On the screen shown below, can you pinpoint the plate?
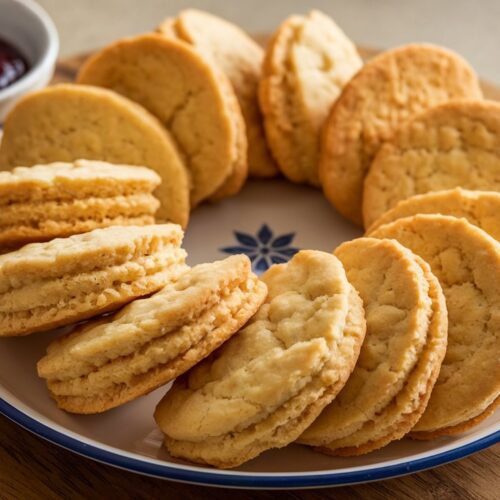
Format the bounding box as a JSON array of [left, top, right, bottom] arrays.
[[0, 179, 499, 489]]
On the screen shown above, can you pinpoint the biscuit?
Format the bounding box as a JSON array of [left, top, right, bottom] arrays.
[[77, 34, 247, 206], [369, 215, 500, 437], [363, 101, 500, 228], [0, 160, 161, 250], [260, 10, 362, 186], [0, 84, 189, 226], [366, 188, 500, 240], [300, 239, 447, 454], [37, 255, 266, 414], [154, 250, 366, 468], [320, 44, 482, 225], [158, 9, 277, 178], [0, 224, 186, 337]]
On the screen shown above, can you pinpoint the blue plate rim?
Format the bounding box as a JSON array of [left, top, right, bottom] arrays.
[[1, 397, 499, 489]]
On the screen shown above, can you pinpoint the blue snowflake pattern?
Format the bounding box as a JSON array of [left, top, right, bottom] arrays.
[[220, 224, 300, 272]]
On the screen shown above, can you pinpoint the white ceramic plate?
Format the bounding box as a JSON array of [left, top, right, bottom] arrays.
[[0, 179, 498, 489]]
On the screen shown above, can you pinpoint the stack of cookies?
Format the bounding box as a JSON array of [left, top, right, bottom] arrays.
[[0, 6, 497, 472]]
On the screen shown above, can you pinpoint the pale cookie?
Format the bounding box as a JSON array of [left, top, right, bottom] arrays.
[[320, 44, 482, 225], [0, 224, 186, 337], [370, 215, 500, 437], [366, 188, 500, 240], [0, 84, 189, 226], [0, 160, 161, 251], [37, 255, 267, 414], [77, 33, 247, 206], [300, 239, 447, 455], [260, 10, 362, 186], [158, 9, 277, 178], [363, 101, 500, 228], [154, 250, 366, 468]]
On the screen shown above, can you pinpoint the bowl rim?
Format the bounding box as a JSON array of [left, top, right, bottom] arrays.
[[0, 0, 59, 101]]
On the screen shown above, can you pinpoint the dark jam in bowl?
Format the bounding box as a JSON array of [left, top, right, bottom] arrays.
[[0, 37, 29, 90]]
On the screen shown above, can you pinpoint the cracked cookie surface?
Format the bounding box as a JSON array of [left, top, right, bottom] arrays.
[[0, 224, 186, 337], [366, 188, 500, 240], [154, 250, 366, 468], [300, 239, 446, 454], [158, 9, 277, 178], [320, 44, 482, 225], [0, 160, 161, 250], [78, 33, 247, 206], [370, 215, 500, 437], [37, 255, 266, 414], [259, 10, 362, 186], [363, 101, 500, 228], [0, 84, 189, 226]]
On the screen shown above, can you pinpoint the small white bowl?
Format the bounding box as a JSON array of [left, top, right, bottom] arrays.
[[0, 0, 59, 122]]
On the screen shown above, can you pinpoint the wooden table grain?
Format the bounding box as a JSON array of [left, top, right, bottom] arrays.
[[1, 47, 499, 499]]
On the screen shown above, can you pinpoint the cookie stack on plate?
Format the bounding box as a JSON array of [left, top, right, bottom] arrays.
[[0, 7, 497, 472]]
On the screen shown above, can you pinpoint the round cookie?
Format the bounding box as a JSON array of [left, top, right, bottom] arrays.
[[0, 160, 161, 251], [363, 101, 500, 228], [366, 188, 500, 240], [77, 33, 247, 206], [0, 224, 186, 337], [259, 10, 362, 186], [0, 84, 189, 226], [37, 255, 267, 414], [370, 215, 500, 437], [300, 238, 447, 455], [154, 250, 366, 468], [158, 9, 277, 178], [320, 44, 482, 225]]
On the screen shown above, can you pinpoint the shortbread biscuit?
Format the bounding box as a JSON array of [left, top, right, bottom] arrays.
[[0, 224, 186, 337], [366, 188, 500, 240], [260, 10, 362, 186], [158, 9, 277, 178], [155, 250, 366, 468], [77, 34, 247, 206], [0, 160, 161, 250], [37, 255, 266, 414], [300, 239, 447, 454], [320, 44, 482, 225], [363, 101, 500, 228], [370, 215, 500, 437], [0, 84, 189, 226]]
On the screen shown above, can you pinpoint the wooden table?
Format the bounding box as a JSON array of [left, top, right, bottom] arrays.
[[1, 49, 499, 499]]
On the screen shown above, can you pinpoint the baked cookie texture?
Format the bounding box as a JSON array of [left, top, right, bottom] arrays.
[[363, 100, 500, 228], [320, 44, 483, 225], [300, 238, 447, 455], [37, 255, 267, 414], [369, 215, 500, 437], [77, 33, 247, 206], [366, 188, 500, 240], [259, 10, 362, 186], [0, 84, 189, 226], [0, 224, 186, 337], [155, 250, 366, 468], [0, 160, 161, 251], [158, 9, 277, 178]]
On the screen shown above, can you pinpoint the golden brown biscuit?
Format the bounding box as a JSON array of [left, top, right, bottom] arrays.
[[77, 33, 247, 206], [0, 224, 186, 337], [320, 44, 482, 225], [0, 160, 161, 250], [37, 255, 267, 414], [158, 9, 277, 178], [260, 10, 362, 186], [363, 100, 500, 228], [0, 84, 189, 226], [370, 215, 500, 437]]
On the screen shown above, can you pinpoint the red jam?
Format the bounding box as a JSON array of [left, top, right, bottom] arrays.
[[0, 37, 29, 90]]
